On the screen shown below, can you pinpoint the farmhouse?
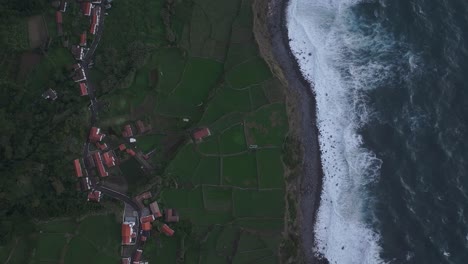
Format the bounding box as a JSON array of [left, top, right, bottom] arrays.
[[42, 88, 58, 101], [73, 159, 83, 177], [103, 151, 116, 167], [79, 82, 88, 96], [140, 215, 155, 224], [141, 222, 152, 231], [149, 201, 162, 218], [96, 142, 107, 151], [79, 32, 87, 46], [87, 190, 102, 202], [165, 209, 179, 223], [71, 45, 84, 61], [119, 144, 127, 151], [93, 152, 108, 177], [126, 149, 136, 157], [161, 224, 174, 237], [133, 249, 143, 263], [82, 2, 91, 16], [59, 0, 67, 12], [89, 127, 105, 142], [122, 221, 136, 245], [192, 127, 211, 142], [55, 11, 63, 36], [122, 124, 134, 138]]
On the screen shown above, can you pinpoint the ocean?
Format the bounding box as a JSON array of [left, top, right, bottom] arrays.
[[286, 0, 468, 263]]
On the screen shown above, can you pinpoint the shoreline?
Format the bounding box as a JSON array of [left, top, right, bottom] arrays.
[[253, 0, 327, 263]]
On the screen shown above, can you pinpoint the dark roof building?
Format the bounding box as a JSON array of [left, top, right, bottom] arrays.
[[56, 11, 63, 36], [122, 124, 134, 138], [119, 144, 127, 151], [59, 0, 67, 12], [87, 191, 102, 202], [72, 68, 86, 82], [79, 177, 91, 192], [96, 142, 107, 151], [133, 249, 143, 263], [122, 222, 136, 245], [121, 258, 131, 264], [165, 209, 179, 223], [42, 88, 58, 100], [71, 45, 85, 61]]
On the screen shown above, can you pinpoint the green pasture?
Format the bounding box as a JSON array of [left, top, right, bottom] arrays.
[[257, 149, 285, 189], [222, 153, 257, 188], [219, 123, 247, 154]]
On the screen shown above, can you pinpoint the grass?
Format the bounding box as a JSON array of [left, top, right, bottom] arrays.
[[222, 153, 257, 188], [38, 219, 77, 233], [165, 143, 201, 183], [193, 156, 220, 185], [35, 233, 66, 261], [226, 57, 272, 89], [220, 124, 247, 154], [232, 189, 284, 218], [257, 149, 285, 189], [202, 185, 232, 210], [244, 103, 288, 146]]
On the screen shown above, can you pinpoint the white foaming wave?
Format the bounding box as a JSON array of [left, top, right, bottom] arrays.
[[286, 0, 395, 263]]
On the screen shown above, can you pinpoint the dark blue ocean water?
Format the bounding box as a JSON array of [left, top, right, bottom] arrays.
[[362, 0, 468, 263]]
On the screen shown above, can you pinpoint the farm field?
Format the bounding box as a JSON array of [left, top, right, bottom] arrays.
[[89, 0, 289, 262]]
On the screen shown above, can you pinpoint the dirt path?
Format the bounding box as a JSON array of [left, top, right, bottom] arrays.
[[4, 238, 19, 264]]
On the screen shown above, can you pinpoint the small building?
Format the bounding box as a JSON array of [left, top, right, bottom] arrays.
[[42, 88, 58, 100], [55, 11, 63, 36], [79, 32, 87, 46], [79, 82, 88, 96], [161, 224, 174, 237], [59, 0, 67, 12], [71, 45, 84, 61], [79, 177, 91, 192], [72, 63, 81, 71], [95, 142, 107, 151], [89, 127, 105, 142], [87, 190, 102, 202], [140, 215, 155, 224], [136, 120, 151, 134], [165, 209, 179, 223], [89, 6, 101, 35], [192, 127, 211, 142], [82, 2, 91, 16], [93, 152, 108, 177], [149, 201, 162, 218], [122, 124, 134, 138], [119, 144, 127, 151], [135, 191, 152, 209], [72, 68, 86, 82], [121, 258, 131, 264], [126, 149, 136, 157], [133, 249, 143, 263], [141, 222, 152, 231], [103, 151, 116, 168], [122, 222, 136, 245], [73, 159, 83, 178]]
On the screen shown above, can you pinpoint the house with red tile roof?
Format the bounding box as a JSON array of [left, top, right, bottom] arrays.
[[95, 142, 107, 151], [72, 63, 81, 71], [134, 191, 152, 208], [121, 257, 131, 264], [140, 215, 155, 224], [89, 6, 101, 35], [59, 0, 67, 12], [87, 191, 102, 202], [93, 152, 108, 177], [74, 159, 83, 178], [192, 127, 211, 142], [133, 249, 143, 263], [82, 2, 91, 16], [122, 222, 136, 245], [79, 32, 87, 46], [149, 201, 162, 218], [141, 222, 152, 231], [71, 45, 85, 61], [103, 151, 116, 168], [165, 209, 179, 223], [161, 224, 174, 237], [119, 144, 127, 151], [55, 11, 63, 36], [126, 149, 136, 156], [89, 127, 105, 143], [79, 82, 88, 96], [122, 124, 134, 138]]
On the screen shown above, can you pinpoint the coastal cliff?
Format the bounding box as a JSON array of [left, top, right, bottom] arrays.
[[252, 0, 328, 263]]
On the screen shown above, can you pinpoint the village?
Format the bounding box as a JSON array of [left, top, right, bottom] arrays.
[[47, 1, 214, 263]]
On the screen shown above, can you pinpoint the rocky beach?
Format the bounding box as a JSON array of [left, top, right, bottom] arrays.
[[253, 0, 327, 263]]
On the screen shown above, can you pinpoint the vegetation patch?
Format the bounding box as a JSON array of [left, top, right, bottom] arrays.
[[222, 153, 257, 188]]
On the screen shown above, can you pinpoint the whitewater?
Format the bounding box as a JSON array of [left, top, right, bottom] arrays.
[[286, 0, 413, 263]]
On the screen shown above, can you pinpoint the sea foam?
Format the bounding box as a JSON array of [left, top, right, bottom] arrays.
[[286, 0, 401, 263]]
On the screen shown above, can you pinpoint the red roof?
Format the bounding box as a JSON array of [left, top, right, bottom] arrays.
[[149, 201, 162, 218], [140, 215, 155, 224], [193, 128, 211, 141], [141, 222, 152, 231], [119, 144, 126, 151], [121, 223, 132, 245], [133, 249, 143, 262], [87, 191, 101, 202], [74, 159, 83, 177], [126, 149, 136, 156], [161, 224, 174, 237], [79, 32, 87, 46], [103, 151, 116, 168], [93, 152, 108, 177], [96, 142, 107, 151], [82, 2, 91, 16], [122, 124, 133, 138], [165, 209, 180, 223], [79, 82, 88, 96], [89, 127, 105, 143], [55, 11, 63, 24]]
